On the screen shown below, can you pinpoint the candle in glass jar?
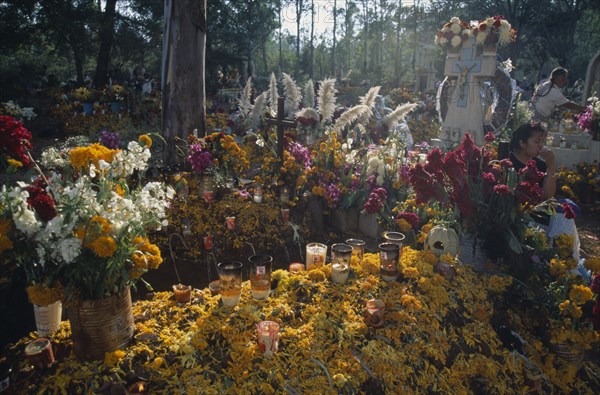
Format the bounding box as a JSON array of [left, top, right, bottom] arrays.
[[226, 216, 236, 230], [306, 242, 327, 270], [253, 186, 263, 203], [172, 284, 192, 303], [280, 187, 290, 202], [289, 263, 305, 272]]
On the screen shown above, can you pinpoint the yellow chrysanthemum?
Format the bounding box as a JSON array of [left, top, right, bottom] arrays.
[[6, 158, 23, 168], [583, 257, 600, 274], [569, 285, 593, 305], [104, 349, 126, 368], [89, 236, 117, 258], [138, 134, 152, 148]]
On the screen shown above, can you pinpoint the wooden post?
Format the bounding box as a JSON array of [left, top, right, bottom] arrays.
[[264, 97, 297, 160]]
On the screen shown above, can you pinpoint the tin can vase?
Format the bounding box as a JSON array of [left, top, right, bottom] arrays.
[[68, 287, 134, 360], [33, 301, 62, 337]]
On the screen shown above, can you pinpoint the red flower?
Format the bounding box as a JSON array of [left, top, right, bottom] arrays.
[[479, 23, 487, 31], [494, 184, 511, 196], [591, 274, 600, 294], [26, 184, 57, 222], [0, 115, 33, 167], [482, 172, 496, 184], [562, 202, 576, 219], [515, 181, 543, 205], [484, 132, 496, 143], [396, 211, 420, 231], [519, 160, 544, 184]]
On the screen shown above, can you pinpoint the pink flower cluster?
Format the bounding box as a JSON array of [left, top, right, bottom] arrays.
[[363, 187, 387, 214]]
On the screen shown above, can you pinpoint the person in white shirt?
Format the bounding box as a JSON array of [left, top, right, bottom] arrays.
[[529, 67, 586, 121]]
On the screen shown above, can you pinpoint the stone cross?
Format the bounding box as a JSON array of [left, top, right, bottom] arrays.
[[440, 39, 497, 146], [264, 97, 297, 160]]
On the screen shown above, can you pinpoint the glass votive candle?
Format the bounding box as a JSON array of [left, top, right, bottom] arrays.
[[289, 263, 305, 272], [379, 242, 400, 282], [172, 283, 192, 303], [24, 338, 54, 369], [280, 187, 290, 202], [203, 190, 214, 204], [306, 242, 327, 270], [208, 280, 221, 296], [217, 261, 243, 307], [281, 208, 290, 224], [330, 243, 353, 284], [253, 186, 263, 203], [365, 299, 385, 329], [203, 235, 213, 250], [382, 231, 405, 248], [248, 254, 273, 300], [346, 238, 366, 262], [226, 216, 236, 231], [256, 321, 280, 357]]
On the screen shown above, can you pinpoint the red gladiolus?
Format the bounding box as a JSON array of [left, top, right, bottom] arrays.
[[484, 132, 496, 143], [591, 274, 600, 294], [494, 184, 511, 196]]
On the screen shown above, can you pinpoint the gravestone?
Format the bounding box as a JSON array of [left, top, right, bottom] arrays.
[[437, 39, 497, 147]]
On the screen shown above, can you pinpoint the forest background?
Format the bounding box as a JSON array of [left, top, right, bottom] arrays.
[[1, 0, 600, 106]]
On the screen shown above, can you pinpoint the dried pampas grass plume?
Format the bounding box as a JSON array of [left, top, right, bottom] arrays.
[[303, 79, 315, 108], [282, 73, 302, 117], [317, 78, 337, 123], [238, 77, 253, 116], [295, 107, 320, 122], [248, 92, 267, 130], [383, 102, 418, 130], [332, 104, 372, 131], [268, 72, 279, 110], [360, 86, 381, 108]]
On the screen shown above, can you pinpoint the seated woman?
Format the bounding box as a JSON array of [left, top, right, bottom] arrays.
[[509, 123, 583, 268]]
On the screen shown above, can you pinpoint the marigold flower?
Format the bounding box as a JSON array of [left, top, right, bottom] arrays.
[[90, 236, 117, 258], [138, 134, 152, 148]]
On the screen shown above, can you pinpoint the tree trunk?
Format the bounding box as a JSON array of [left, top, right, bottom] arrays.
[[331, 0, 337, 77], [162, 0, 207, 166], [93, 0, 117, 88], [278, 3, 283, 73], [295, 0, 304, 73], [308, 0, 314, 79]]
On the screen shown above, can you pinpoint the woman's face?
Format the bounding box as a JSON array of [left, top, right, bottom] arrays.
[[519, 130, 546, 158]]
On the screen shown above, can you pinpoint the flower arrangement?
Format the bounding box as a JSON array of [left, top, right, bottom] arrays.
[[409, 132, 547, 254], [434, 17, 472, 52], [0, 101, 37, 121], [556, 161, 600, 204], [71, 87, 94, 102], [473, 15, 516, 47], [186, 131, 250, 184], [0, 134, 175, 301], [104, 84, 126, 102], [576, 96, 600, 139]]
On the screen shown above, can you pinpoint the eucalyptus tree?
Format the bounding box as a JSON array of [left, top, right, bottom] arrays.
[[162, 0, 206, 165]]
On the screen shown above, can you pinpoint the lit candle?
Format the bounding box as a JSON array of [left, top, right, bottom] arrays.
[[331, 262, 349, 283], [289, 263, 305, 272], [172, 284, 192, 303], [281, 208, 290, 224], [253, 186, 263, 203], [256, 321, 280, 357], [226, 216, 236, 230], [280, 187, 290, 202], [305, 243, 327, 270], [203, 235, 213, 250]]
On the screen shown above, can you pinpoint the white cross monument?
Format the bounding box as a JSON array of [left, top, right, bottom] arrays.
[[438, 38, 497, 147]]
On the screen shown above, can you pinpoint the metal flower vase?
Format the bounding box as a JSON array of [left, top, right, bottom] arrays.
[[458, 233, 487, 272], [68, 287, 134, 360], [33, 301, 62, 337]]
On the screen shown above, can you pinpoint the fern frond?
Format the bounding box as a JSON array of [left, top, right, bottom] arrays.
[[248, 92, 267, 130], [303, 80, 315, 108], [282, 73, 302, 117], [383, 102, 418, 129], [332, 104, 372, 131], [238, 77, 253, 116], [359, 86, 381, 107], [317, 78, 337, 123]]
